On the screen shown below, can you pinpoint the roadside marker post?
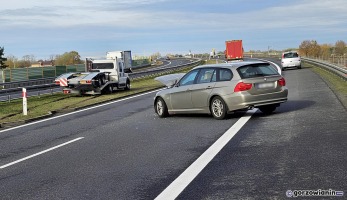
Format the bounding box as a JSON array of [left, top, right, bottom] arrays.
[[22, 88, 27, 115]]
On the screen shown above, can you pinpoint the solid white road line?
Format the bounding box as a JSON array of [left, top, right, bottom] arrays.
[[0, 137, 84, 169], [155, 109, 257, 200], [0, 89, 161, 134]]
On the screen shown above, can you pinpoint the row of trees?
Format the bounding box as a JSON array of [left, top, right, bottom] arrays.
[[2, 40, 346, 69], [299, 40, 346, 59], [0, 47, 84, 69]]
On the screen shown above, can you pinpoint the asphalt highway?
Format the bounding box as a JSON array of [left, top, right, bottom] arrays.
[[134, 58, 193, 72], [0, 59, 346, 199]]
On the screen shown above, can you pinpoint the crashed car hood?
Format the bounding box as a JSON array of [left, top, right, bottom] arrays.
[[154, 73, 186, 87]]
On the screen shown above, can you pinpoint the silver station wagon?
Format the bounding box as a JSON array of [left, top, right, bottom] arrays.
[[154, 61, 288, 119]]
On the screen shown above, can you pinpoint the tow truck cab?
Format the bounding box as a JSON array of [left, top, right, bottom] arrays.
[[55, 50, 132, 95]]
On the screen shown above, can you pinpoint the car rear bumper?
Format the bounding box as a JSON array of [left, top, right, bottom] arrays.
[[223, 88, 288, 111], [281, 61, 301, 68]]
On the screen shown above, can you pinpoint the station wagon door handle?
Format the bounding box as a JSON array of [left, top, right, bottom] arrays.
[[206, 86, 212, 89]]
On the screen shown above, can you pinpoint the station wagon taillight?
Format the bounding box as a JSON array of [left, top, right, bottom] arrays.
[[234, 82, 252, 92], [278, 77, 286, 86]]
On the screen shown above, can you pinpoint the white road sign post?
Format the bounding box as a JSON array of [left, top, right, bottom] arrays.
[[22, 88, 27, 115]]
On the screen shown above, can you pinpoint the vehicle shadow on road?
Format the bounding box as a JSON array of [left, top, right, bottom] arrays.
[[252, 100, 316, 117], [169, 112, 246, 120], [164, 100, 315, 119], [170, 114, 214, 119]]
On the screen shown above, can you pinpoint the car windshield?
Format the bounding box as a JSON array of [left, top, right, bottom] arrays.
[[283, 52, 299, 58], [179, 70, 199, 86], [237, 64, 279, 79], [92, 63, 114, 69]]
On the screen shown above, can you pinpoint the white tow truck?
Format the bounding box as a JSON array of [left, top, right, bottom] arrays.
[[55, 51, 132, 95]]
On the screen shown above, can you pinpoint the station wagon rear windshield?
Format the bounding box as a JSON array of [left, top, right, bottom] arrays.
[[237, 64, 279, 79], [92, 63, 114, 69]]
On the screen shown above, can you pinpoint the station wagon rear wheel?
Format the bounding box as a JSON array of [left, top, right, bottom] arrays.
[[155, 97, 168, 118], [210, 96, 227, 120]]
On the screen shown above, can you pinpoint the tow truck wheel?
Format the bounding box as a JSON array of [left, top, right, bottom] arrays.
[[106, 85, 113, 94], [125, 79, 130, 90], [78, 90, 85, 96]]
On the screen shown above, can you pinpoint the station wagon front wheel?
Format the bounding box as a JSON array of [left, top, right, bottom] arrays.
[[210, 96, 227, 120], [155, 97, 168, 118]]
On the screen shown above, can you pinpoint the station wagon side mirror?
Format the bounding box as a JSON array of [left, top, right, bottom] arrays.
[[169, 80, 179, 88], [174, 80, 180, 87]]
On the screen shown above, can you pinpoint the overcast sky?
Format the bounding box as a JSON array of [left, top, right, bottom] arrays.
[[1, 0, 347, 59]]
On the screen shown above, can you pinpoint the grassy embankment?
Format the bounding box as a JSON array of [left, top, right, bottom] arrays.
[[303, 62, 347, 109], [0, 62, 201, 125]]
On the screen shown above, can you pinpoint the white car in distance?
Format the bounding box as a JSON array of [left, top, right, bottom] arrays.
[[281, 51, 301, 70]]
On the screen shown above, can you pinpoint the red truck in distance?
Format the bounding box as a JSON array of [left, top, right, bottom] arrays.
[[225, 40, 244, 61]]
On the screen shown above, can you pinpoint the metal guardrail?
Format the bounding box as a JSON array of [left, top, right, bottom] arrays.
[[0, 78, 58, 102], [129, 58, 201, 80], [302, 57, 347, 81], [0, 86, 61, 102], [0, 77, 55, 90]]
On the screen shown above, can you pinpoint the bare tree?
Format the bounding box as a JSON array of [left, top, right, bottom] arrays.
[[19, 55, 36, 68], [4, 55, 18, 68], [309, 40, 321, 57], [299, 40, 311, 57], [55, 51, 82, 66], [335, 40, 346, 56], [299, 40, 321, 57], [320, 44, 333, 60]]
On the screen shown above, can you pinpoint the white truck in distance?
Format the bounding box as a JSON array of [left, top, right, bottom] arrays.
[[55, 50, 132, 95]]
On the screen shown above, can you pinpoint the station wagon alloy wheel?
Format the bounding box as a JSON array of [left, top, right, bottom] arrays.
[[211, 96, 227, 120], [155, 97, 168, 118], [157, 101, 163, 114]]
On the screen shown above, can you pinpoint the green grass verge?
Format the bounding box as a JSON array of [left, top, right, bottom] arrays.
[[0, 62, 202, 125], [303, 62, 347, 109], [0, 78, 162, 124]]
